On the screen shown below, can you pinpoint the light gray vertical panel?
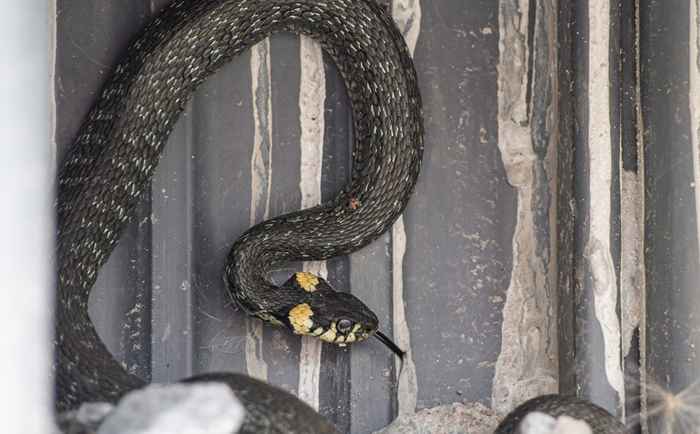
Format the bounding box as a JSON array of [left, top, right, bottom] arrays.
[[264, 33, 303, 393], [402, 0, 512, 409], [150, 102, 194, 383], [191, 53, 255, 376], [56, 0, 154, 381], [0, 2, 53, 431]]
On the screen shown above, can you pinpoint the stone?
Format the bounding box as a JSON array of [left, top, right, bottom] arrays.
[[373, 402, 501, 434], [97, 383, 244, 434], [57, 402, 114, 434], [516, 412, 592, 434]]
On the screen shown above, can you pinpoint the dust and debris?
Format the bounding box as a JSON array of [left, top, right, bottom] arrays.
[[373, 402, 501, 434]]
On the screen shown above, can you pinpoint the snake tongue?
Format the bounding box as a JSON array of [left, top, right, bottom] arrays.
[[374, 331, 405, 359]]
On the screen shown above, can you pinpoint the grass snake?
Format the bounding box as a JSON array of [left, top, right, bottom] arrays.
[[54, 0, 626, 432]]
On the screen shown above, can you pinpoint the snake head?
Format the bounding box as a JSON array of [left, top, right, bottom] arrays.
[[278, 272, 404, 358]]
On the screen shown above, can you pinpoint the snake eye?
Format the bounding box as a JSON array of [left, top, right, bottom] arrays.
[[337, 319, 353, 333]]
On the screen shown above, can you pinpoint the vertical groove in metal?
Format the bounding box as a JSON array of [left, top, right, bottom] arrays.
[[556, 0, 579, 397], [617, 0, 644, 428], [245, 39, 273, 381], [573, 0, 625, 416], [642, 0, 700, 431], [150, 101, 194, 383], [73, 1, 152, 381], [190, 48, 253, 376], [690, 0, 700, 260], [314, 45, 353, 432]]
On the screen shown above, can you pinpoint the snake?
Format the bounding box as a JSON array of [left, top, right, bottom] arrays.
[[54, 0, 627, 433]]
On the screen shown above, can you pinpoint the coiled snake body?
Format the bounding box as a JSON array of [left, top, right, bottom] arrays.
[[55, 0, 625, 432]]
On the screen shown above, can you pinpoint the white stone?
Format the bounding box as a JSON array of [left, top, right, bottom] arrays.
[[97, 383, 244, 434], [518, 412, 593, 434]]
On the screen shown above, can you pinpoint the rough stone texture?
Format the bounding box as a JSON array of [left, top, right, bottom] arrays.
[[96, 383, 244, 434], [372, 402, 501, 434], [516, 413, 592, 434], [58, 403, 115, 434]]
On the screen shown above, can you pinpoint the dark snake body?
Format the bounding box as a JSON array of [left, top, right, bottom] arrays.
[[54, 0, 624, 432], [495, 395, 625, 434]]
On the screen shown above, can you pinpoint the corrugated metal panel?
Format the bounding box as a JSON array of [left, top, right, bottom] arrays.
[[53, 0, 700, 432], [642, 0, 700, 431], [55, 2, 516, 432]]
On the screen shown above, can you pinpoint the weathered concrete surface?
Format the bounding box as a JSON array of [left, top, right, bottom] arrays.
[[372, 402, 501, 434], [492, 0, 559, 414]]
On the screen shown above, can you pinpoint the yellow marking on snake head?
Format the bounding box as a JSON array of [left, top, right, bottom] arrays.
[[319, 322, 337, 343], [289, 303, 314, 334], [295, 272, 319, 292], [312, 327, 324, 336], [344, 333, 357, 343]]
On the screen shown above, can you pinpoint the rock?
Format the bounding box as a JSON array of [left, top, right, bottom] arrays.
[[373, 402, 501, 434], [97, 383, 245, 434], [57, 402, 115, 434], [516, 412, 592, 434]]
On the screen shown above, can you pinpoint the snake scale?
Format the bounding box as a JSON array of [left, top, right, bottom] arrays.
[[55, 0, 626, 432]]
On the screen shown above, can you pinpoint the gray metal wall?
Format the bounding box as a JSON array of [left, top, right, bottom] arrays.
[[53, 0, 700, 433], [642, 1, 700, 432]]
